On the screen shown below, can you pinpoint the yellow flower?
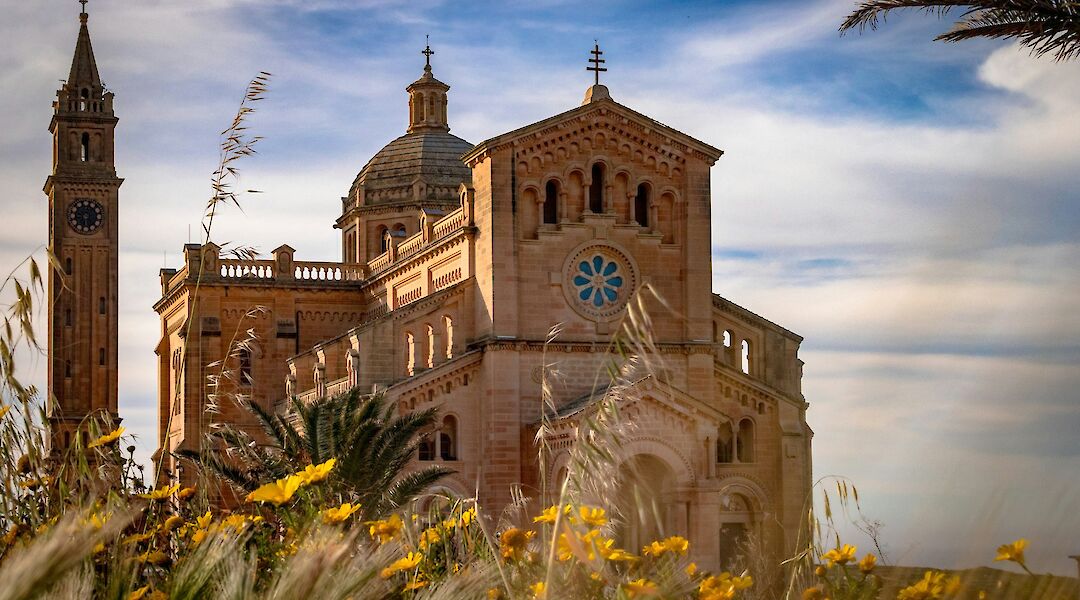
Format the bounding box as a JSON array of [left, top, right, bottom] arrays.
[[18, 476, 51, 490], [700, 574, 736, 600], [530, 581, 546, 599], [137, 550, 170, 566], [163, 515, 184, 533], [380, 551, 423, 579], [147, 592, 167, 600], [190, 528, 207, 547], [245, 475, 303, 506], [557, 529, 603, 561], [92, 542, 106, 555], [404, 577, 427, 591], [88, 427, 125, 449], [994, 538, 1028, 566], [732, 575, 753, 590], [0, 405, 10, 419], [368, 514, 404, 544], [221, 514, 260, 531], [685, 562, 698, 576], [642, 535, 689, 557], [606, 547, 638, 562], [486, 588, 504, 600], [460, 507, 476, 526], [858, 552, 877, 574], [321, 502, 361, 524], [138, 483, 180, 501], [623, 578, 658, 598], [296, 458, 336, 484], [122, 531, 154, 545], [196, 510, 212, 530], [801, 587, 824, 600], [85, 511, 109, 530], [822, 543, 857, 567], [2, 527, 17, 546], [532, 505, 561, 524], [129, 586, 151, 600], [897, 571, 953, 600], [418, 526, 443, 551], [177, 486, 197, 501], [579, 506, 607, 528], [814, 565, 827, 577], [499, 527, 535, 561]]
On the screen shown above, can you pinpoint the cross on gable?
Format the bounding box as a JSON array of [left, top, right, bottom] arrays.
[[587, 41, 607, 85], [422, 35, 434, 68]]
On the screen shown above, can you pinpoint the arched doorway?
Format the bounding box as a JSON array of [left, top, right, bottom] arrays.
[[718, 492, 755, 571], [614, 454, 675, 552]]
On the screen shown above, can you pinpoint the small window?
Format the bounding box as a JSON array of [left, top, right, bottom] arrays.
[[65, 309, 72, 327], [405, 332, 415, 376], [65, 258, 72, 275], [741, 340, 751, 374], [543, 181, 558, 224], [425, 324, 435, 369], [635, 183, 649, 226], [737, 419, 755, 463], [589, 163, 605, 213], [239, 348, 252, 385], [440, 415, 458, 460], [716, 431, 733, 464], [65, 361, 72, 378], [723, 330, 732, 347], [99, 297, 106, 315], [418, 434, 435, 461], [80, 132, 90, 162], [378, 227, 389, 253], [99, 348, 105, 366]]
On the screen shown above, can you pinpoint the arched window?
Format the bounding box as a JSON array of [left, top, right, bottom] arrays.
[[543, 180, 558, 224], [79, 88, 88, 111], [405, 332, 415, 376], [239, 348, 252, 385], [589, 163, 605, 213], [393, 223, 407, 237], [635, 183, 649, 226], [439, 415, 458, 460], [65, 257, 72, 274], [443, 315, 454, 359], [425, 323, 435, 369], [80, 132, 90, 162], [418, 434, 435, 461], [723, 330, 732, 347], [99, 296, 106, 315], [741, 340, 751, 374], [716, 429, 733, 464], [65, 309, 72, 327], [378, 226, 389, 253], [65, 360, 72, 378], [737, 419, 755, 463], [99, 348, 106, 366]]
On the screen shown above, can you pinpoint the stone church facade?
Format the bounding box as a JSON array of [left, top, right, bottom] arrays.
[[153, 50, 813, 571]]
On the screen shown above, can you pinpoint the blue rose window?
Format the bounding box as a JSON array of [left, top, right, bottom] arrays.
[[573, 255, 624, 308]]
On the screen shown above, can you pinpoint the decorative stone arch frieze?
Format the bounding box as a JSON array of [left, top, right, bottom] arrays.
[[714, 473, 771, 514], [619, 436, 696, 486]]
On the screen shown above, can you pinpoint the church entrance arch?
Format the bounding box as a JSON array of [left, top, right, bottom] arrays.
[[614, 453, 676, 552]]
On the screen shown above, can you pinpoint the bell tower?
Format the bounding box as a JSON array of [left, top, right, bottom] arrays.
[[44, 1, 122, 451]]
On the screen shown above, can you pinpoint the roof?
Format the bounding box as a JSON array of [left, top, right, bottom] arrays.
[[352, 131, 472, 203], [68, 14, 101, 89]]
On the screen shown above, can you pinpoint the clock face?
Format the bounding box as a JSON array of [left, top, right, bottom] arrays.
[[68, 199, 104, 234]]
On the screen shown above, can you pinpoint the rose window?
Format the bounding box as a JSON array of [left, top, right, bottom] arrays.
[[573, 255, 624, 308]]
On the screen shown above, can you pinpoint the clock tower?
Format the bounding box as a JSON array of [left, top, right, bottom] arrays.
[[44, 3, 122, 451]]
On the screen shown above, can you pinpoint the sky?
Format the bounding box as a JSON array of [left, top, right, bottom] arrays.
[[1, 0, 1078, 576]]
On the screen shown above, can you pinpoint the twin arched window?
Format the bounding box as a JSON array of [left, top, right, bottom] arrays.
[[635, 183, 649, 227]]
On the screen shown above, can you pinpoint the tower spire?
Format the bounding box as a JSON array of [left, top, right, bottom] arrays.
[[406, 38, 450, 133], [68, 0, 101, 90]]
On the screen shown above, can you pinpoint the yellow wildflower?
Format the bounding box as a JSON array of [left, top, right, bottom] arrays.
[[88, 427, 125, 449], [138, 483, 180, 501], [404, 577, 427, 591], [814, 565, 827, 577], [380, 551, 423, 579], [163, 515, 184, 533], [606, 547, 638, 562], [190, 528, 207, 547], [85, 512, 108, 530], [296, 458, 336, 484], [368, 514, 404, 543], [530, 581, 546, 599], [732, 575, 753, 590], [499, 527, 535, 561], [137, 550, 170, 566], [122, 531, 154, 545], [579, 506, 607, 527], [557, 529, 603, 561], [897, 571, 953, 600], [196, 510, 212, 530], [822, 543, 857, 567], [129, 586, 151, 600], [321, 502, 361, 524], [685, 562, 698, 576], [176, 486, 197, 501], [245, 475, 303, 506], [700, 574, 736, 600], [0, 405, 10, 419], [486, 588, 503, 600], [1, 527, 17, 546], [994, 538, 1028, 566], [642, 535, 689, 557], [18, 476, 51, 490], [460, 507, 476, 526], [858, 552, 877, 574], [532, 505, 561, 524], [221, 514, 259, 530], [801, 587, 824, 600], [92, 542, 106, 555], [623, 578, 658, 598], [418, 526, 443, 551]]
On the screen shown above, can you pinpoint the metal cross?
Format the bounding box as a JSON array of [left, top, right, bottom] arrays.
[[587, 41, 607, 85], [422, 35, 434, 68], [79, 0, 88, 14]]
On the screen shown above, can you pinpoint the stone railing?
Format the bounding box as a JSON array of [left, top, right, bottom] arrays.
[[295, 388, 319, 405], [431, 207, 465, 241], [368, 251, 392, 272], [396, 231, 426, 260], [325, 376, 351, 398], [219, 259, 276, 280], [294, 261, 365, 282]]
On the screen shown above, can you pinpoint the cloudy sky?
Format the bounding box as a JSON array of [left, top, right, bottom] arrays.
[[2, 0, 1077, 576]]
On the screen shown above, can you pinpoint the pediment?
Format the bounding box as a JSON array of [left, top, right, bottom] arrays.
[[463, 96, 723, 170], [548, 375, 730, 433]]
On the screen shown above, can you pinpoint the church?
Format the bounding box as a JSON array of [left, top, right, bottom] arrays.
[[41, 5, 813, 572]]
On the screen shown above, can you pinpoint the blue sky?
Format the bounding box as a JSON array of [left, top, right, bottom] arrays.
[[2, 0, 1078, 576]]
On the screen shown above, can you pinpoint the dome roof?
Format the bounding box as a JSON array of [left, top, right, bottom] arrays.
[[352, 131, 473, 205]]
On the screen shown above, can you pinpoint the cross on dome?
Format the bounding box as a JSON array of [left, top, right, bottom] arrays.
[[79, 0, 88, 15], [422, 35, 434, 71]]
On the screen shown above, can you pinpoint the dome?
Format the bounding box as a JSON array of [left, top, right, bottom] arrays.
[[350, 131, 473, 206]]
